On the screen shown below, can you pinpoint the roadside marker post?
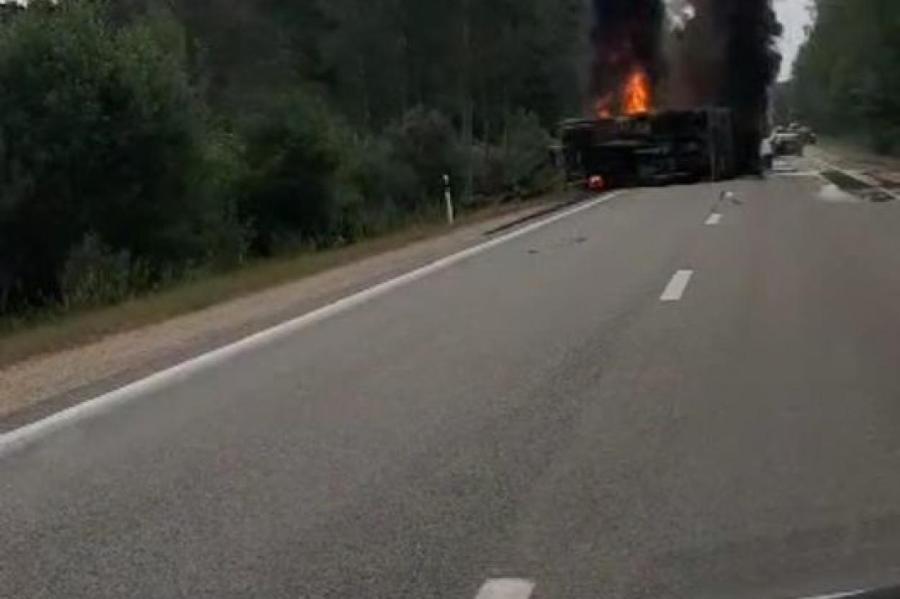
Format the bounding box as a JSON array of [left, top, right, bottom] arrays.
[[443, 173, 455, 225]]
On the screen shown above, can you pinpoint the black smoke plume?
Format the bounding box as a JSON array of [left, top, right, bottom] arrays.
[[670, 0, 783, 172], [589, 0, 782, 174], [589, 0, 664, 114]]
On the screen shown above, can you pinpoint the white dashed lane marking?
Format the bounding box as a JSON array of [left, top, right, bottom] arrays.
[[705, 212, 722, 225], [474, 578, 536, 599], [660, 270, 694, 302]]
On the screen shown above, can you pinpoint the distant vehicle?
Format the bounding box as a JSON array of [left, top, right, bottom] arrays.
[[784, 122, 817, 145], [772, 132, 804, 156], [798, 126, 817, 145]]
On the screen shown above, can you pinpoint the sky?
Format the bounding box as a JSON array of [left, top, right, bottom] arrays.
[[775, 0, 814, 81]]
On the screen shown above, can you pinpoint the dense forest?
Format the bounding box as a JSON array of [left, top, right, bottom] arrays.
[[0, 0, 587, 314], [791, 0, 900, 153]]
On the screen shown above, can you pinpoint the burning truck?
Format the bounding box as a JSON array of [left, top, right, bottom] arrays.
[[561, 0, 781, 190], [560, 108, 736, 189]]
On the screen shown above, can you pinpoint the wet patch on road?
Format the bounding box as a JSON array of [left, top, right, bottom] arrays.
[[817, 183, 860, 204], [820, 170, 897, 203]]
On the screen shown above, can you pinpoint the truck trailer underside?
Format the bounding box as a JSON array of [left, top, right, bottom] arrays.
[[560, 108, 737, 189]]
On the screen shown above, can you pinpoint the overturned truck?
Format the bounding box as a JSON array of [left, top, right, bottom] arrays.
[[559, 108, 737, 189]]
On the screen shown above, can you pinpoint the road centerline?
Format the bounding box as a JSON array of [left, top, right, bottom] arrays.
[[660, 270, 694, 302], [474, 578, 535, 599]]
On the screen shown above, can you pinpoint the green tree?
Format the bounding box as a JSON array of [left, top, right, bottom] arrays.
[[1, 0, 587, 315], [239, 91, 348, 254], [792, 0, 900, 153], [0, 0, 229, 306]]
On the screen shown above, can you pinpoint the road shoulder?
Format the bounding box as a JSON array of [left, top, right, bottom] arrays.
[[0, 197, 575, 431]]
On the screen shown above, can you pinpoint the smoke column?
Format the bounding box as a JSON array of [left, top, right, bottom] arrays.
[[589, 0, 783, 173], [664, 0, 696, 32], [718, 0, 783, 172], [668, 0, 783, 172], [589, 0, 664, 114]]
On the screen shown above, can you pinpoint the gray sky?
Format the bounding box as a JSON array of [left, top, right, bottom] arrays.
[[775, 0, 813, 81]]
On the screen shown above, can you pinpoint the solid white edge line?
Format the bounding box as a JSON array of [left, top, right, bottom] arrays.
[[474, 578, 535, 599], [705, 213, 722, 225], [0, 192, 624, 458], [660, 270, 694, 302], [798, 591, 867, 599]]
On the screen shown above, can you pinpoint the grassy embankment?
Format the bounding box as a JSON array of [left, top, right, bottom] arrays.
[[0, 198, 553, 368]]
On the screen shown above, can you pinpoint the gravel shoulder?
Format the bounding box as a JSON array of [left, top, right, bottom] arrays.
[[810, 139, 900, 189], [0, 198, 572, 430]]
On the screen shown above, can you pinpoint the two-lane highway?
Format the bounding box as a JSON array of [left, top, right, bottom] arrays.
[[4, 168, 900, 598]]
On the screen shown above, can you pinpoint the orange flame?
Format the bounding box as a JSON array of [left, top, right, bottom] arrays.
[[623, 68, 652, 115]]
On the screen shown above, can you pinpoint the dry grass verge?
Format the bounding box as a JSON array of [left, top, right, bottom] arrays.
[[0, 200, 542, 368]]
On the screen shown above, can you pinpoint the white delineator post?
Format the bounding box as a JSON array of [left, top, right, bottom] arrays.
[[443, 173, 455, 225]]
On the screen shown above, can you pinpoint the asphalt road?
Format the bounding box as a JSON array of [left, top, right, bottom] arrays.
[[4, 164, 900, 598]]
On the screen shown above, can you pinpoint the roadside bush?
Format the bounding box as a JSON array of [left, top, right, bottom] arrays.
[[338, 136, 414, 237], [239, 91, 347, 254], [238, 102, 464, 254], [59, 234, 137, 310], [499, 109, 555, 195], [0, 0, 228, 309], [193, 128, 252, 268], [384, 107, 461, 213], [472, 110, 555, 199]]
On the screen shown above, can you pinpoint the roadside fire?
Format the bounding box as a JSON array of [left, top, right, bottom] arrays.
[[593, 68, 653, 118], [585, 0, 780, 175], [623, 68, 652, 115], [589, 0, 662, 119]]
